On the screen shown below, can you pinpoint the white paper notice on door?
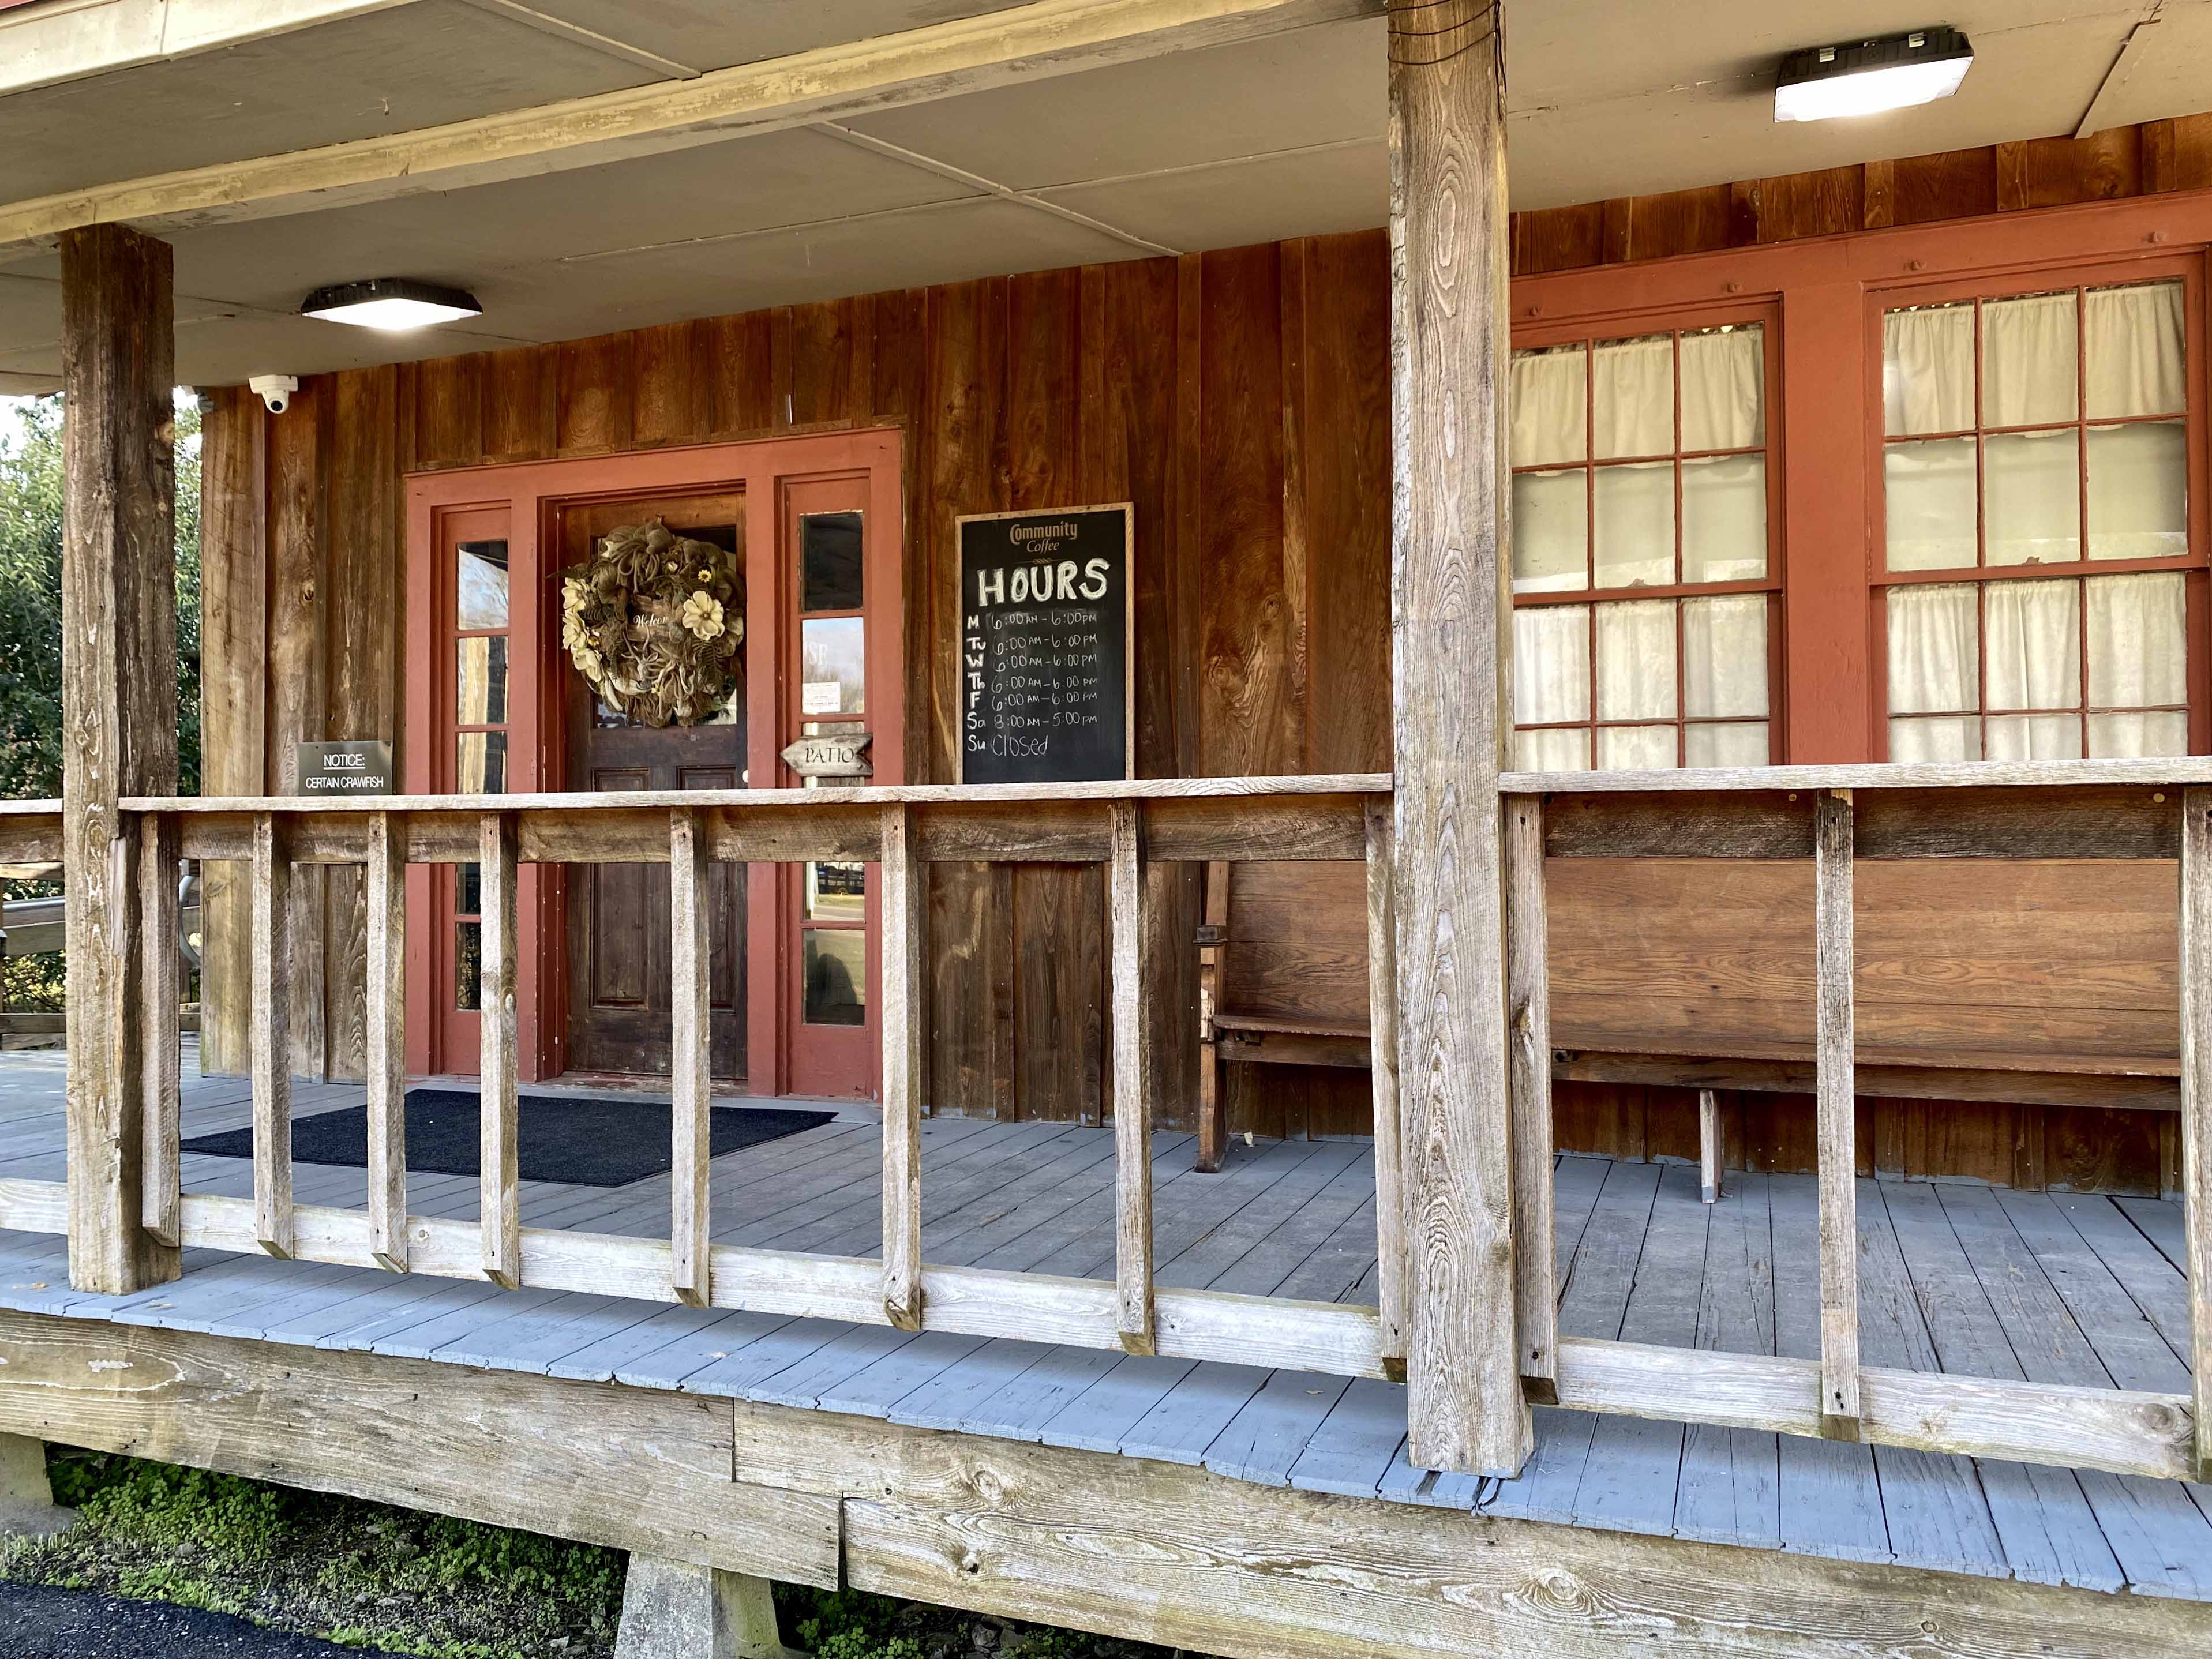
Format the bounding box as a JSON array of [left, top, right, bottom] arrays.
[[802, 681, 842, 715]]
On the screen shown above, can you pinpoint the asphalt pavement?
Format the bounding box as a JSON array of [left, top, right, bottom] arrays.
[[0, 1582, 410, 1658]]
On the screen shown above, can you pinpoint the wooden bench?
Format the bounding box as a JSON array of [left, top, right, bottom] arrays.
[[1195, 855, 2184, 1192]]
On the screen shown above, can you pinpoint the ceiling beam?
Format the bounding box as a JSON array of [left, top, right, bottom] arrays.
[[1, 0, 424, 100], [0, 0, 1382, 256]]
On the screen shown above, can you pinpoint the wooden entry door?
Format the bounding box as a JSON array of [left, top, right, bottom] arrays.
[[562, 493, 747, 1078]]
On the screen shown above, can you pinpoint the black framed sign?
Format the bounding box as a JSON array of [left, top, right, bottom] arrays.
[[957, 504, 1134, 785]]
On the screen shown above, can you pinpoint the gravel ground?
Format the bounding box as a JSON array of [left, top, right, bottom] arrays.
[[0, 1581, 409, 1658]]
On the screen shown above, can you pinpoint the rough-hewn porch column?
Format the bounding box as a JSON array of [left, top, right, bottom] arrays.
[[60, 222, 180, 1295], [1386, 0, 1531, 1474]]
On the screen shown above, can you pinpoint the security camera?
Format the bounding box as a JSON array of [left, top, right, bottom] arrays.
[[249, 374, 299, 415]]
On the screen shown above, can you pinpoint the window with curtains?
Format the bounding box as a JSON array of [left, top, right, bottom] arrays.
[[1509, 321, 1776, 770], [1880, 277, 2196, 761]]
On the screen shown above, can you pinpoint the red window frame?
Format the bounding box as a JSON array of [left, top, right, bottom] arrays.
[[1509, 298, 1787, 768], [1865, 252, 2212, 760]]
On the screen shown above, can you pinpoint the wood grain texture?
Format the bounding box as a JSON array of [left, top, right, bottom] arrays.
[[249, 812, 294, 1258], [1814, 793, 1859, 1436], [882, 805, 925, 1331], [669, 808, 711, 1306], [478, 812, 520, 1288], [1363, 801, 1407, 1374], [1504, 795, 1554, 1390], [2180, 788, 2212, 1480], [138, 812, 181, 1249], [363, 810, 407, 1271], [1108, 801, 1154, 1353], [1388, 0, 1527, 1475], [264, 377, 326, 1083], [58, 222, 179, 1296], [0, 1311, 839, 1589], [729, 1397, 2212, 1659]]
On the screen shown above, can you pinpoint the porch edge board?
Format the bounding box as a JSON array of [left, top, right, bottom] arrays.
[[0, 1308, 838, 1588], [722, 1399, 2212, 1659]]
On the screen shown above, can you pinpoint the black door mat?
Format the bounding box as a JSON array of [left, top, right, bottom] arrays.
[[179, 1090, 835, 1188]]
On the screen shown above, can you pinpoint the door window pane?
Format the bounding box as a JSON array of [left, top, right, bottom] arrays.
[[458, 731, 508, 794], [458, 862, 481, 917], [805, 862, 867, 923], [455, 922, 482, 1011], [800, 617, 865, 716], [800, 511, 865, 613], [457, 636, 508, 725], [802, 930, 867, 1026], [457, 540, 509, 630]]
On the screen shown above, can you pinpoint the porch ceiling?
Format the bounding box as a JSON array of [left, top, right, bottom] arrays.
[[0, 0, 2207, 393]]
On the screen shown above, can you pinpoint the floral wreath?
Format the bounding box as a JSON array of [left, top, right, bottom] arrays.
[[560, 518, 743, 727]]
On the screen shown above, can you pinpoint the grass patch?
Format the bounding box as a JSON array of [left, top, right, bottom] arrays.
[[6, 1450, 1202, 1659]]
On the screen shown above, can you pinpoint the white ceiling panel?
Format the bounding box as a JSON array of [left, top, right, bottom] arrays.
[[1038, 141, 1386, 254], [503, 1, 1036, 76]]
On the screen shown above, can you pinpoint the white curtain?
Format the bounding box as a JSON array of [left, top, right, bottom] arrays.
[[1510, 345, 1587, 467], [2086, 281, 2185, 419], [2089, 421, 2187, 560], [1593, 461, 1673, 587], [1596, 599, 1677, 721], [1513, 605, 1589, 727], [1512, 468, 1588, 592], [1883, 304, 1973, 436], [1594, 335, 1673, 458], [1682, 454, 1767, 581], [1680, 326, 1764, 451], [1983, 290, 2079, 426]]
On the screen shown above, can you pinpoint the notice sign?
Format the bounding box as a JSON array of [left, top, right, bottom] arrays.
[[958, 504, 1133, 785], [297, 740, 393, 796]]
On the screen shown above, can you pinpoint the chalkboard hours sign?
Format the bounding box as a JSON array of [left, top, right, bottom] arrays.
[[958, 504, 1133, 785]]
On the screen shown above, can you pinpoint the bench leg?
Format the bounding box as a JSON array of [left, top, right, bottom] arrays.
[[0, 1434, 70, 1537], [1699, 1089, 1722, 1205], [614, 1557, 798, 1659], [1196, 1039, 1224, 1173]]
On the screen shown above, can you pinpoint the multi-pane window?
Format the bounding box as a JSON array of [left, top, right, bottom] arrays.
[[1880, 277, 2195, 760], [796, 509, 867, 1027], [1510, 322, 1776, 770]]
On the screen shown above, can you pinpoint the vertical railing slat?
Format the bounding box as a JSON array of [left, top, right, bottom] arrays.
[[1504, 794, 1555, 1397], [1109, 801, 1154, 1354], [249, 812, 293, 1258], [138, 813, 181, 1248], [1366, 797, 1409, 1380], [2178, 788, 2212, 1481], [880, 803, 924, 1331], [364, 810, 408, 1272], [1814, 789, 1861, 1438], [479, 811, 520, 1289], [669, 806, 711, 1307]]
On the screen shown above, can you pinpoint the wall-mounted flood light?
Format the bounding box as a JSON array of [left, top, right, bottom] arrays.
[[1775, 27, 1973, 123], [301, 277, 482, 331]]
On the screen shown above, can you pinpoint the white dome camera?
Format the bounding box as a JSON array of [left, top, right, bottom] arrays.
[[249, 374, 299, 415]]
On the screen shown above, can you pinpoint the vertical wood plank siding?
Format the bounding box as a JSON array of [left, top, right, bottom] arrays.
[[193, 110, 2204, 1182]]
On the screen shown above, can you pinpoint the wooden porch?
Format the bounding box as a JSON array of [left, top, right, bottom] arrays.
[[2, 1048, 2206, 1602]]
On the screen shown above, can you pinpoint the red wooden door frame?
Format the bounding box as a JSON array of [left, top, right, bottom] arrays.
[[1510, 190, 2212, 764], [403, 426, 906, 1092]]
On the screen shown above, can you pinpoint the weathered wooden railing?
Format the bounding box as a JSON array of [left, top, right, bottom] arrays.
[[1504, 760, 2212, 1488], [0, 778, 1411, 1379]]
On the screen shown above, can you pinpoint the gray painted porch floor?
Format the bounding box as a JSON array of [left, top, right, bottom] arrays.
[[1, 1049, 2207, 1601]]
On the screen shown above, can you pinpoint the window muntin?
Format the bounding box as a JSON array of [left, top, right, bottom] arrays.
[[1879, 278, 2195, 760], [1510, 321, 1775, 770]]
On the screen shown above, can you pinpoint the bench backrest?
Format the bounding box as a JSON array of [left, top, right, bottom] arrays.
[[1207, 856, 2181, 1074]]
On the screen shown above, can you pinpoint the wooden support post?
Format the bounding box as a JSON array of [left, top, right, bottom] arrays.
[[250, 812, 294, 1258], [479, 811, 520, 1289], [1699, 1089, 1722, 1206], [669, 808, 711, 1307], [1814, 789, 1861, 1439], [138, 812, 182, 1249], [880, 804, 924, 1332], [2177, 788, 2212, 1481], [614, 1557, 800, 1659], [0, 1433, 70, 1538], [1366, 798, 1409, 1381], [59, 221, 179, 1295], [1387, 0, 1528, 1475], [1109, 801, 1155, 1354], [363, 810, 408, 1272], [1504, 795, 1555, 1398]]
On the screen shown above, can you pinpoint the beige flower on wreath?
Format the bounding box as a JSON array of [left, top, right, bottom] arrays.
[[678, 590, 725, 641], [574, 645, 605, 680]]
